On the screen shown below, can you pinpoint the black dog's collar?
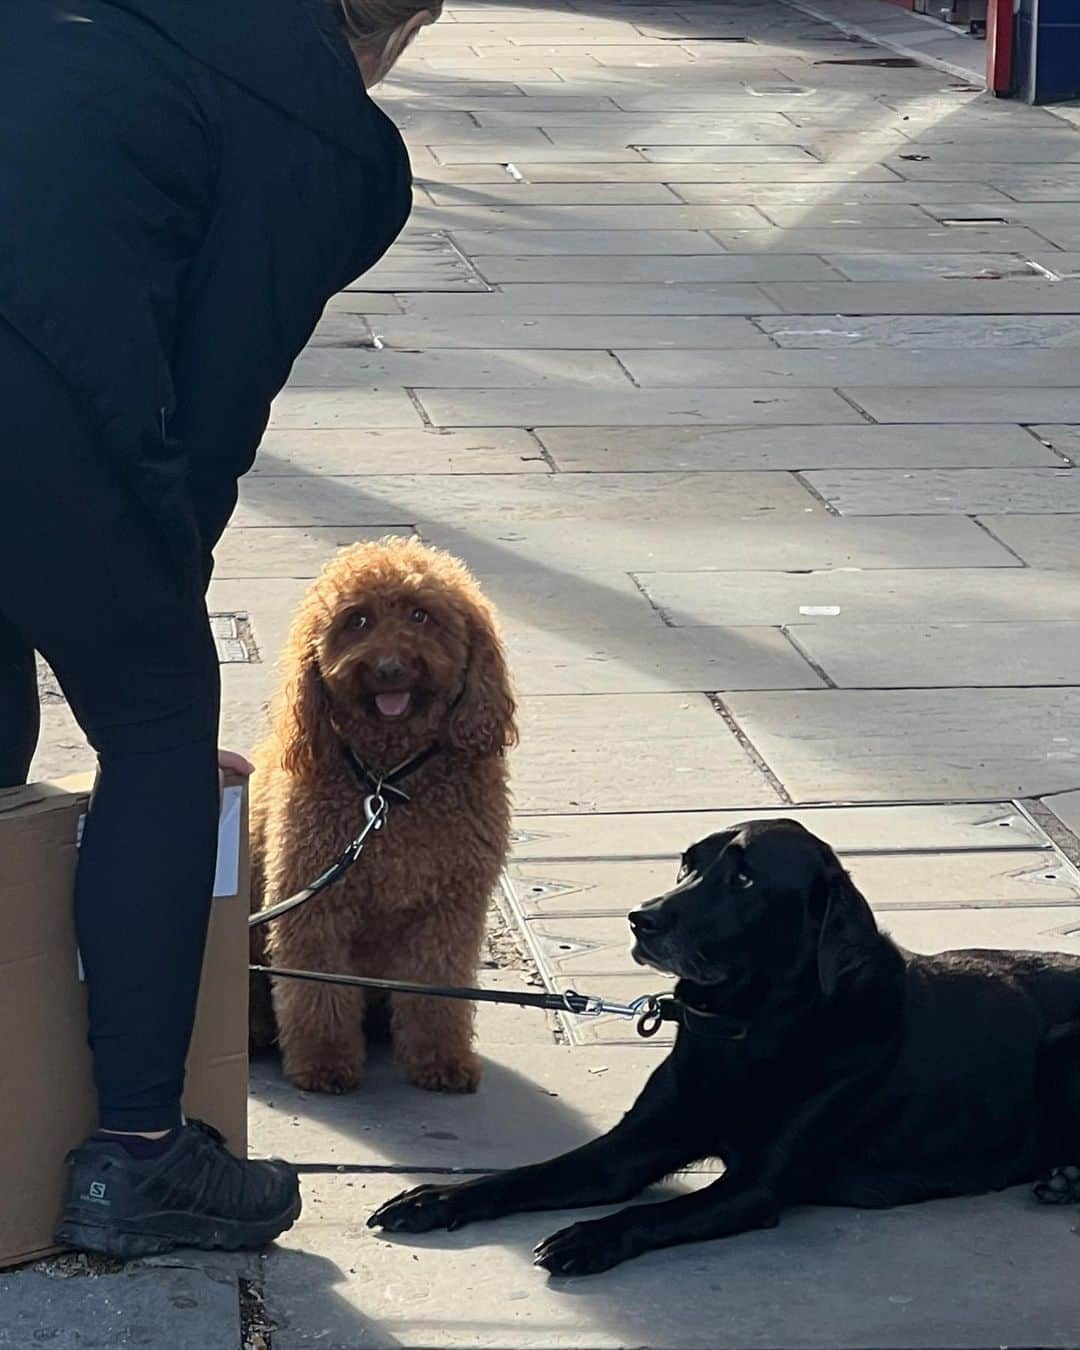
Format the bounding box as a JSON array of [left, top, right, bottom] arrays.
[[655, 997, 750, 1043]]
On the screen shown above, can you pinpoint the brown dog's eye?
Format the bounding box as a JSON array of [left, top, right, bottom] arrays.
[[345, 611, 368, 631], [410, 607, 429, 625]]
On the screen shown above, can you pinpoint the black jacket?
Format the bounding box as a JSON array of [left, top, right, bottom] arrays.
[[0, 0, 411, 575]]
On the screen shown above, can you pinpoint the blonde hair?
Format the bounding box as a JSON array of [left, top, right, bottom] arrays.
[[336, 0, 441, 44]]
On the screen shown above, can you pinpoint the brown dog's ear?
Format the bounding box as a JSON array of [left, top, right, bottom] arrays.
[[275, 641, 337, 781], [816, 852, 880, 999], [446, 605, 517, 759]]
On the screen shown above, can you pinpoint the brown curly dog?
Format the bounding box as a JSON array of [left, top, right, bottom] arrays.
[[249, 537, 516, 1095]]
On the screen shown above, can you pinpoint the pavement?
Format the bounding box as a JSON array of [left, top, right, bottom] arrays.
[[17, 0, 1080, 1346]]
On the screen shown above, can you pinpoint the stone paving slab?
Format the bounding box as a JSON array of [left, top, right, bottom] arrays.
[[473, 569, 655, 630], [756, 203, 939, 228], [797, 618, 1080, 689], [286, 347, 630, 389], [635, 145, 820, 165], [267, 389, 424, 429], [419, 182, 682, 205], [417, 161, 908, 185], [504, 622, 820, 695], [264, 1174, 1080, 1350], [469, 253, 842, 284], [844, 387, 1080, 425], [234, 471, 822, 528], [712, 226, 1054, 254], [617, 348, 1080, 390], [211, 527, 414, 580], [974, 516, 1080, 570], [370, 314, 774, 350], [0, 1266, 241, 1350], [671, 181, 1019, 206], [446, 228, 728, 255], [511, 693, 780, 814], [823, 253, 1045, 282], [724, 688, 1080, 802], [510, 803, 1048, 858], [805, 466, 1080, 515], [502, 161, 908, 183], [412, 204, 774, 230], [419, 516, 1020, 575], [397, 281, 780, 314], [538, 424, 1056, 472], [508, 850, 1080, 921], [252, 428, 548, 476], [760, 278, 1080, 314], [414, 386, 863, 427], [757, 314, 1080, 349], [638, 567, 1080, 628]]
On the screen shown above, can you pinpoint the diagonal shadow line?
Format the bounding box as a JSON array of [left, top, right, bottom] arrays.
[[239, 448, 825, 698]]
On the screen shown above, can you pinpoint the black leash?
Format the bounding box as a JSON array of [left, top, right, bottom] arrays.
[[249, 745, 433, 930], [250, 964, 750, 1043]]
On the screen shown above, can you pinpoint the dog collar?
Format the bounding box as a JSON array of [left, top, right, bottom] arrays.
[[344, 743, 442, 805], [653, 997, 750, 1044]]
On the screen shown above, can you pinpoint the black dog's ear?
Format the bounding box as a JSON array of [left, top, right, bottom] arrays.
[[816, 852, 880, 999]]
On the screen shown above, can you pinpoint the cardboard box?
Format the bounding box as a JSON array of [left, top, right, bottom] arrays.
[[0, 774, 249, 1269]]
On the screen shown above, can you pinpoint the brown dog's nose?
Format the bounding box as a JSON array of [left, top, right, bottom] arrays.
[[373, 657, 410, 687]]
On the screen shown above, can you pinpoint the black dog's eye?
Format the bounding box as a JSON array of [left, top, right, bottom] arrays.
[[410, 607, 429, 625], [345, 611, 368, 631], [735, 872, 753, 889]]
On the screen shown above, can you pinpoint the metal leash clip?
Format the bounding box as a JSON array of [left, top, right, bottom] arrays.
[[344, 794, 386, 862], [563, 992, 665, 1038]]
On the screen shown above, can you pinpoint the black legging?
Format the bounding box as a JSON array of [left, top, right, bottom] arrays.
[[0, 320, 221, 1132]]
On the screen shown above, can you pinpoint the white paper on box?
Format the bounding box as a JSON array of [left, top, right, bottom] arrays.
[[213, 786, 243, 899]]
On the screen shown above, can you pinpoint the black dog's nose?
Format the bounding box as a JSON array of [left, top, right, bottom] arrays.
[[629, 906, 672, 937]]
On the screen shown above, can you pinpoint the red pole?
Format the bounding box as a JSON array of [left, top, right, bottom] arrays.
[[986, 0, 1014, 97]]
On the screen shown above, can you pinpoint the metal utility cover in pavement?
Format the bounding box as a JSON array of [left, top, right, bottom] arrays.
[[209, 613, 259, 664]]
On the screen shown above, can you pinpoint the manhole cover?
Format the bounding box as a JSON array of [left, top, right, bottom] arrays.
[[209, 612, 260, 664]]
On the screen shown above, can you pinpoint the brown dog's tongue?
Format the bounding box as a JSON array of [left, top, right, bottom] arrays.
[[375, 691, 412, 718]]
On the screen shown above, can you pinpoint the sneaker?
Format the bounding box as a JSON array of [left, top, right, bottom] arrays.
[[54, 1120, 301, 1258]]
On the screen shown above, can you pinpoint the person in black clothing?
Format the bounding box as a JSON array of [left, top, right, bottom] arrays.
[[0, 0, 437, 1258]]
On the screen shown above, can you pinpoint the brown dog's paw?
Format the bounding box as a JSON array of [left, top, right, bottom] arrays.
[[404, 1052, 483, 1094], [286, 1058, 365, 1095]]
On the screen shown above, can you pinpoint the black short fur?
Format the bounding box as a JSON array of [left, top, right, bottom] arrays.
[[370, 818, 1080, 1275]]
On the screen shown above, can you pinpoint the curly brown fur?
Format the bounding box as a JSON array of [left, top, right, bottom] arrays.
[[249, 537, 516, 1095]]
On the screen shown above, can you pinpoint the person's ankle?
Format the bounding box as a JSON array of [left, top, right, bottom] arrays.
[[99, 1129, 172, 1140], [93, 1127, 180, 1159]]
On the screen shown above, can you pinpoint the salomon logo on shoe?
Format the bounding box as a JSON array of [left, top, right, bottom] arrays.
[[83, 1182, 110, 1205]]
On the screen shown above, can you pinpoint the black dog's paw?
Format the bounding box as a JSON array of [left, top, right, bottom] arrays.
[[368, 1183, 475, 1234], [534, 1219, 635, 1277], [1033, 1165, 1080, 1206]]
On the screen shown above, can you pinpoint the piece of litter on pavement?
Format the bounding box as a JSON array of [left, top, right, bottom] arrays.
[[799, 606, 841, 616], [503, 162, 524, 181]]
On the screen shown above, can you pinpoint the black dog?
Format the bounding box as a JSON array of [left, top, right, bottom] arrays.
[[370, 819, 1080, 1275]]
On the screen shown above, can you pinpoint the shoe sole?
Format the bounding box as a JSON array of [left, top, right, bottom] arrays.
[[54, 1193, 302, 1260]]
